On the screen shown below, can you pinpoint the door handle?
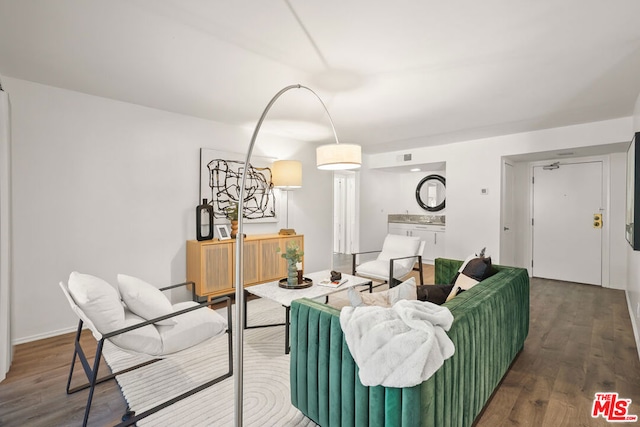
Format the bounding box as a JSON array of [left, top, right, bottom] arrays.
[[503, 227, 510, 231]]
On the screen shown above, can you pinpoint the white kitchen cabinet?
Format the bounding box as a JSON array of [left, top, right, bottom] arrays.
[[387, 223, 445, 264]]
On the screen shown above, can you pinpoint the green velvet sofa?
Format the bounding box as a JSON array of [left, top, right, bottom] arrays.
[[289, 257, 530, 427]]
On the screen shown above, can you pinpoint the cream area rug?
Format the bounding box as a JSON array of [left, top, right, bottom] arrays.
[[102, 297, 318, 427]]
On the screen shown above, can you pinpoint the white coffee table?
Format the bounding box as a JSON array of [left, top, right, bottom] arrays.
[[244, 270, 372, 353]]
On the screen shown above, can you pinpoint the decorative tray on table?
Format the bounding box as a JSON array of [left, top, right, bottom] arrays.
[[278, 277, 313, 289]]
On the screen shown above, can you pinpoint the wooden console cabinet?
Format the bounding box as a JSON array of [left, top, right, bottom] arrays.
[[186, 234, 304, 299]]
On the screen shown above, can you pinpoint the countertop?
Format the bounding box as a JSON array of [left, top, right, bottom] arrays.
[[388, 214, 445, 225]]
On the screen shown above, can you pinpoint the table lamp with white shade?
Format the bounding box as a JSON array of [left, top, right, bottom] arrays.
[[272, 159, 302, 235]]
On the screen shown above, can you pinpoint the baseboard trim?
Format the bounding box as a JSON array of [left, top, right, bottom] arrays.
[[12, 325, 78, 346], [626, 290, 640, 363]]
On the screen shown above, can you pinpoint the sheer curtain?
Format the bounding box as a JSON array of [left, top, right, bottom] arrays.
[[0, 83, 12, 382]]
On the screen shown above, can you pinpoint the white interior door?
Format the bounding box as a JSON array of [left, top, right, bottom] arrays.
[[532, 161, 603, 285], [333, 173, 356, 254], [500, 162, 516, 266], [333, 176, 345, 253]]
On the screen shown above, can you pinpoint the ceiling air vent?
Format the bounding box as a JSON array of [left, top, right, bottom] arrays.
[[395, 153, 413, 162]]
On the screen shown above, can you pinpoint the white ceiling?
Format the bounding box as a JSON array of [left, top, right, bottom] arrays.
[[2, 0, 640, 154]]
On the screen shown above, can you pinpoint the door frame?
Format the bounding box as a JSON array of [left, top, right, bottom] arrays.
[[527, 155, 610, 287]]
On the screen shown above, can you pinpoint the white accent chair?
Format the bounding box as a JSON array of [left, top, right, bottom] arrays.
[[60, 272, 232, 427], [352, 234, 425, 287]]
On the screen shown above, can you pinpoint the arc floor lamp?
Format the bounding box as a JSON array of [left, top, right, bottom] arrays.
[[234, 84, 361, 426]]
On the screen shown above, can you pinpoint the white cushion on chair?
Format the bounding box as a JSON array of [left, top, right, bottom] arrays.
[[357, 260, 399, 281], [60, 281, 104, 340], [159, 301, 228, 355], [376, 234, 421, 273], [109, 310, 164, 355], [68, 272, 125, 335], [355, 235, 422, 282], [117, 274, 176, 326], [110, 301, 227, 356]]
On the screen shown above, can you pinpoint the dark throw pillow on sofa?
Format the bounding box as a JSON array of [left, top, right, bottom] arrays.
[[450, 255, 495, 284], [417, 284, 454, 305], [462, 257, 494, 281]]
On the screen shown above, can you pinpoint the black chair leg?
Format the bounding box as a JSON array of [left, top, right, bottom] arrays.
[[65, 321, 83, 394], [82, 340, 104, 427]]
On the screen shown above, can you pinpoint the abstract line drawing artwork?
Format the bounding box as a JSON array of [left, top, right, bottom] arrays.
[[200, 149, 277, 223]]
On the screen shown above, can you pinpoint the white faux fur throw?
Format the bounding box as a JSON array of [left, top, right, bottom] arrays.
[[339, 299, 455, 388]]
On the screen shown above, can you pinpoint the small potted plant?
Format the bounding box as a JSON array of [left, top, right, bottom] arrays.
[[224, 203, 239, 238], [278, 242, 304, 287]]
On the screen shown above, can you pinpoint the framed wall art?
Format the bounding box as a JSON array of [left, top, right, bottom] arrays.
[[200, 148, 277, 223]]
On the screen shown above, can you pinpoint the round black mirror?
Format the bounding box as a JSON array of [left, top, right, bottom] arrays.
[[416, 174, 446, 211]]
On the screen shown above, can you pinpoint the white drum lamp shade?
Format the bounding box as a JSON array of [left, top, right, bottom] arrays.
[[316, 143, 362, 170], [272, 160, 302, 190]]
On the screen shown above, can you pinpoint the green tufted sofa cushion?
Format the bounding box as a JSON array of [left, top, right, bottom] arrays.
[[290, 257, 530, 427]]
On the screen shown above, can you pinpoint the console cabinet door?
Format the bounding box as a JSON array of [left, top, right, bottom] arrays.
[[259, 239, 284, 282], [201, 242, 234, 294], [241, 240, 260, 285], [259, 235, 304, 282]]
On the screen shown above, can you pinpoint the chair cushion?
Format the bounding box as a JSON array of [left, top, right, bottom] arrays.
[[117, 274, 176, 326], [158, 301, 228, 354], [357, 259, 413, 280], [376, 234, 421, 272], [109, 310, 164, 355], [109, 302, 227, 356], [68, 272, 125, 334]]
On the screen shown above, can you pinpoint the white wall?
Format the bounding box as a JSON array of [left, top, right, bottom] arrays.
[[628, 93, 640, 358], [610, 152, 629, 289], [5, 77, 332, 343], [357, 166, 446, 253], [368, 118, 632, 263], [357, 163, 404, 252]]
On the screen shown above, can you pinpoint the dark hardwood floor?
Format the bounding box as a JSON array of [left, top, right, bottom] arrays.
[[0, 330, 126, 426], [476, 278, 640, 426], [1, 276, 639, 426]]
